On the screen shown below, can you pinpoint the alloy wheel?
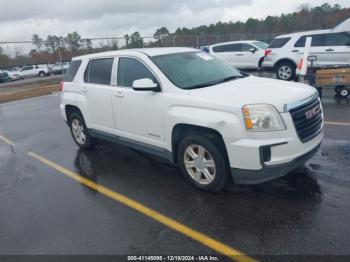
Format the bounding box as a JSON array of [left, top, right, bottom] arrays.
[[71, 118, 86, 145], [183, 144, 216, 185]]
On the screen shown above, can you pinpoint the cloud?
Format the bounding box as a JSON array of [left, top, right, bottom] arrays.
[[0, 0, 349, 42]]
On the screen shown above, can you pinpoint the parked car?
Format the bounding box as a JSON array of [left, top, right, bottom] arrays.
[[17, 65, 51, 78], [60, 48, 323, 192], [0, 71, 11, 83], [263, 29, 350, 81], [5, 70, 21, 81], [52, 62, 70, 75], [206, 40, 268, 69]]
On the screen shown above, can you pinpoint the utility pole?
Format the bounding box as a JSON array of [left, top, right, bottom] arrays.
[[57, 39, 63, 74]]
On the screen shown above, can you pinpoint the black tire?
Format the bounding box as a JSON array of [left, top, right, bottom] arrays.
[[276, 62, 296, 81], [68, 112, 97, 149], [339, 87, 350, 98], [39, 71, 45, 77], [177, 134, 230, 192]]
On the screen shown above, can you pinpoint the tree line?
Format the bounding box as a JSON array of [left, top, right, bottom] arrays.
[[0, 3, 349, 67]]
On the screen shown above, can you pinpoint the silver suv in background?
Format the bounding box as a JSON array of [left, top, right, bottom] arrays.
[[206, 40, 268, 70], [263, 29, 350, 81]]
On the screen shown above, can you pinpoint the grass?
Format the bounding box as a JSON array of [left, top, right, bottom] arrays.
[[0, 84, 60, 104]]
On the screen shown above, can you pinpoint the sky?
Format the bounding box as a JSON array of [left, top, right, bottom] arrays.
[[0, 0, 349, 42]]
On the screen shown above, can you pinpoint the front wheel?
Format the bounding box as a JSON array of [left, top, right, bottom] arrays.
[[178, 135, 230, 192], [276, 62, 295, 81], [69, 112, 96, 149]]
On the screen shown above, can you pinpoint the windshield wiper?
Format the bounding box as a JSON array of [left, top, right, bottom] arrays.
[[186, 75, 245, 89]]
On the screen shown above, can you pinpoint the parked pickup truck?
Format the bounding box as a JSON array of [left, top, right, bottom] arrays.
[[60, 48, 323, 192], [16, 64, 51, 78]]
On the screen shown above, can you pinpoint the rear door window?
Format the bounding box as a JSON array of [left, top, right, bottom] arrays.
[[212, 44, 241, 52], [268, 37, 291, 48], [64, 60, 82, 82], [85, 58, 114, 85]]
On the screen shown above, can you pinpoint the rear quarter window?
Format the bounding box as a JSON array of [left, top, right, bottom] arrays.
[[268, 37, 291, 48], [64, 60, 82, 82]]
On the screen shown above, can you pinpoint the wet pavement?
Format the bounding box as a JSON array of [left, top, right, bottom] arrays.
[[0, 95, 349, 261]]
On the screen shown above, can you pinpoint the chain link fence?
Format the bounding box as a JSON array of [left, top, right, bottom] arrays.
[[0, 33, 280, 69]]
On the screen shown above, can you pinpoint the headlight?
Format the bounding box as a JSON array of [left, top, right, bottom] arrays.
[[242, 104, 285, 132]]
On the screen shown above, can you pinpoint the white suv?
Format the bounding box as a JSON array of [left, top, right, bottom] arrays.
[[263, 29, 350, 80], [207, 40, 268, 70], [60, 48, 323, 192]]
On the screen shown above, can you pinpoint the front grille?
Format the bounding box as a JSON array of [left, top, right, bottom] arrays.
[[290, 97, 323, 143]]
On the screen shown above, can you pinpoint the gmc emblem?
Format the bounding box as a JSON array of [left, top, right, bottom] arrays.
[[305, 105, 321, 119]]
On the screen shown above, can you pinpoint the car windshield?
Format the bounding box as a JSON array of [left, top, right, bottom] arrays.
[[253, 41, 268, 49], [151, 52, 245, 90]]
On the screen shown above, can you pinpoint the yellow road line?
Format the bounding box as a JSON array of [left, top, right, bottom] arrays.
[[27, 151, 256, 262], [0, 133, 14, 146], [324, 121, 350, 126]]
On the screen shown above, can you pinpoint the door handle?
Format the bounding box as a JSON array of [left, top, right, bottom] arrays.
[[325, 48, 334, 51], [291, 49, 299, 53], [235, 54, 244, 56], [81, 87, 88, 92], [113, 91, 124, 98]]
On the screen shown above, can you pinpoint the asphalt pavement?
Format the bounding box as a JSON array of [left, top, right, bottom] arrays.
[[0, 94, 349, 261]]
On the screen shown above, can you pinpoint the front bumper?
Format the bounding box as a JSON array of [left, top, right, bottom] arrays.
[[231, 142, 321, 184], [226, 109, 323, 184]]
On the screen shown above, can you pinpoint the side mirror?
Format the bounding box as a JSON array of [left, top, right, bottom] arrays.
[[249, 48, 256, 54], [132, 78, 160, 92]]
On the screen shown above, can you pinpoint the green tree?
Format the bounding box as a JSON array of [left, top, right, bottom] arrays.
[[31, 34, 43, 51], [66, 31, 81, 52], [124, 34, 130, 47], [111, 39, 119, 50], [154, 27, 170, 41], [82, 39, 93, 51], [245, 18, 260, 33], [0, 47, 10, 66], [45, 35, 60, 53], [129, 32, 143, 48]]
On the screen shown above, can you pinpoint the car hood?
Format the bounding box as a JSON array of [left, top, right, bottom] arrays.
[[188, 75, 317, 112]]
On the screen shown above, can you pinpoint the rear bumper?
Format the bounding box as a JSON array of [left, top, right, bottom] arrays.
[[60, 103, 67, 123], [262, 60, 275, 72], [231, 142, 321, 184]]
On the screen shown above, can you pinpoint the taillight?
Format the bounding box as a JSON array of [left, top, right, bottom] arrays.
[[59, 81, 64, 92], [264, 49, 272, 56]]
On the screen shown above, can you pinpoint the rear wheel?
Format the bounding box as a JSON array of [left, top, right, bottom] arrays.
[[178, 134, 230, 192], [276, 62, 295, 81], [39, 71, 45, 77], [68, 112, 96, 149]]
